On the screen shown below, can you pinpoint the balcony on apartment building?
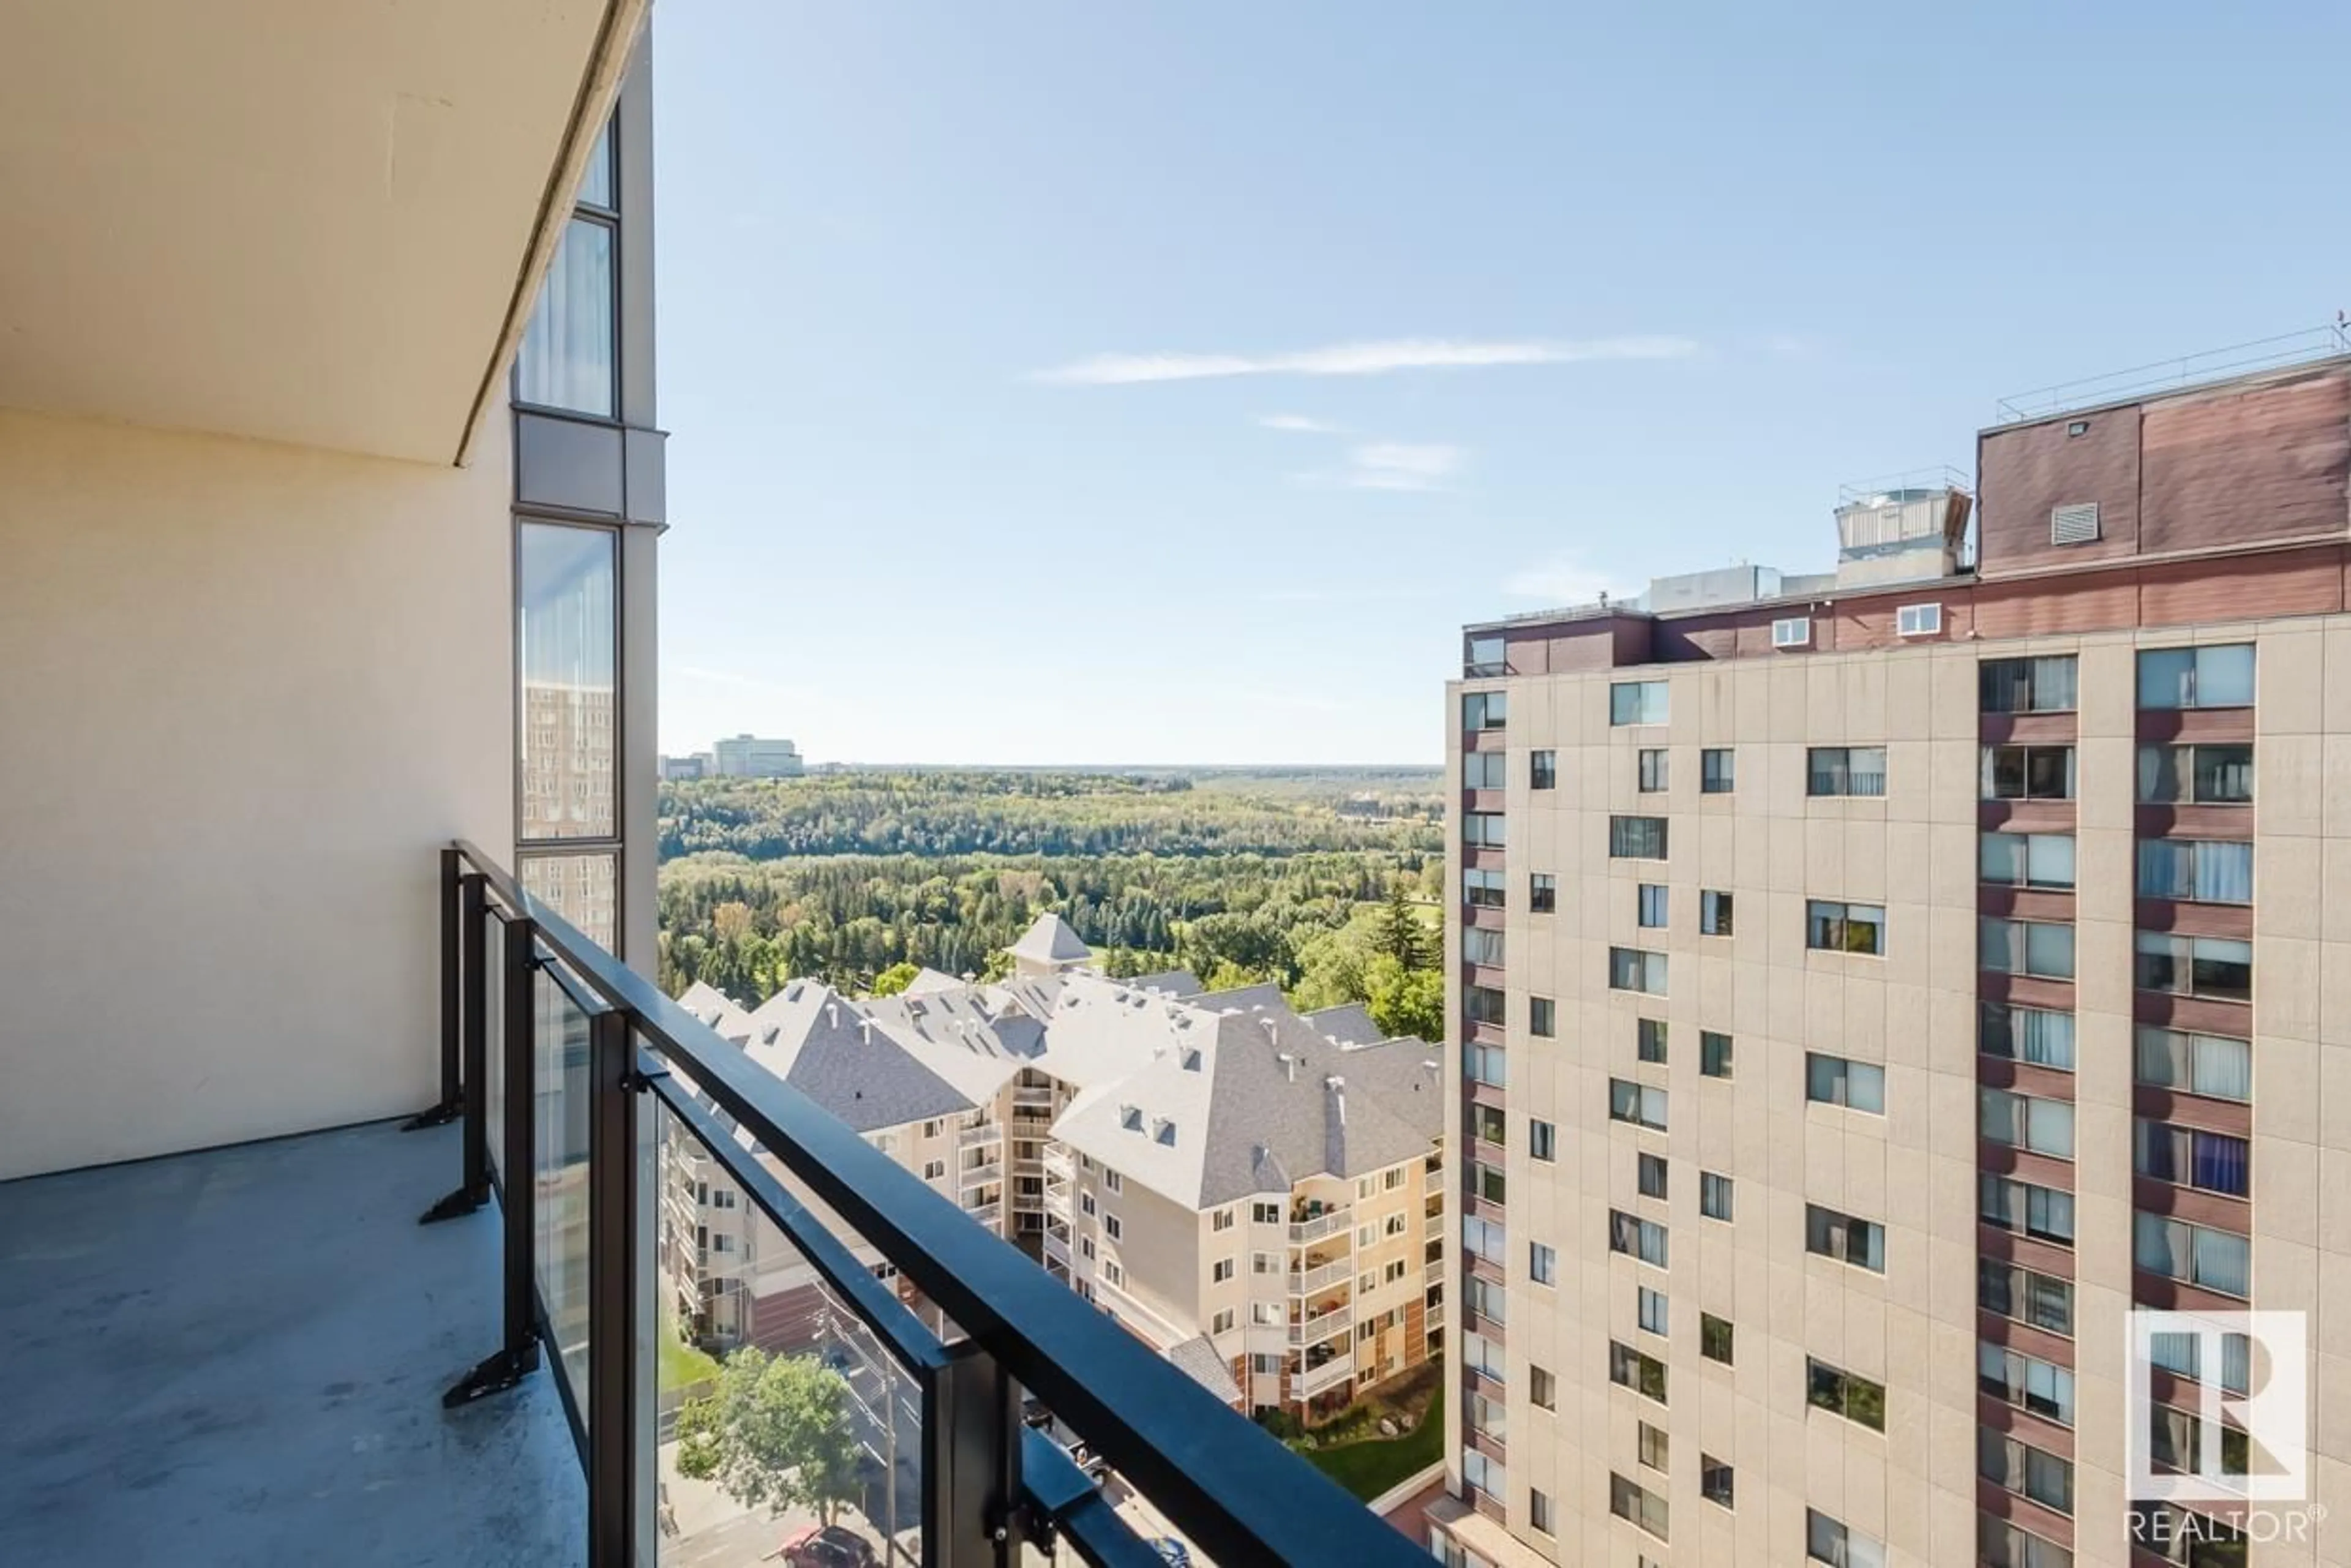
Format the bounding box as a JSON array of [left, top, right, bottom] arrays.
[[0, 9, 1422, 1564]]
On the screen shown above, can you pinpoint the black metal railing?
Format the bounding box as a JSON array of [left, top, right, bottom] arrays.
[[419, 842, 1425, 1568]]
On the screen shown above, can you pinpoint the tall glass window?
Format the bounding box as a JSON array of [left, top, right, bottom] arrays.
[[516, 114, 620, 417], [519, 523, 618, 947]]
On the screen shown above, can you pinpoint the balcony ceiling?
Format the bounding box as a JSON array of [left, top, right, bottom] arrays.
[[0, 0, 639, 465]]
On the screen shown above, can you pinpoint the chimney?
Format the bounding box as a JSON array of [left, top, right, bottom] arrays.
[[1326, 1075, 1346, 1125]]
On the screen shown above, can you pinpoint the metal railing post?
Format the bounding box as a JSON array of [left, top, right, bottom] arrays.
[[421, 872, 492, 1223], [444, 913, 542, 1406], [404, 847, 465, 1130], [924, 1342, 1021, 1568], [587, 1009, 639, 1568]]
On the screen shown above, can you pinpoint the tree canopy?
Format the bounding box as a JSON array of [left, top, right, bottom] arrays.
[[673, 1348, 865, 1525]]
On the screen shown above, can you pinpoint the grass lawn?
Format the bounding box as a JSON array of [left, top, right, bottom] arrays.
[[658, 1324, 720, 1393], [1299, 1390, 1443, 1502]]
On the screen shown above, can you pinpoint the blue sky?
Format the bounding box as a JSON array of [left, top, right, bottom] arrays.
[[651, 1, 2350, 765]]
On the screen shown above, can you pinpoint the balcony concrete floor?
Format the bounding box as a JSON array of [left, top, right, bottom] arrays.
[[0, 1120, 582, 1567]]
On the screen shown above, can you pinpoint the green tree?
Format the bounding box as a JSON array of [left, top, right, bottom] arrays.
[[1375, 883, 1430, 970], [869, 961, 921, 997], [673, 1348, 864, 1525], [1365, 953, 1444, 1041]]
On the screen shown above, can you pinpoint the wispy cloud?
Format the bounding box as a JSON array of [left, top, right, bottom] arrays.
[[1030, 334, 1698, 386], [1503, 552, 1637, 605], [1343, 442, 1464, 491], [1257, 413, 1349, 435]]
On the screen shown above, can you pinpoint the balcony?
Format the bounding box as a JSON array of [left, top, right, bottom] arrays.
[[958, 1122, 1000, 1150], [1040, 1146, 1073, 1180], [1288, 1204, 1354, 1244], [958, 1158, 1004, 1188], [1011, 1084, 1057, 1110], [1289, 1305, 1354, 1348], [0, 844, 1422, 1568], [1291, 1259, 1352, 1296], [1424, 1165, 1444, 1195], [1294, 1354, 1357, 1399]]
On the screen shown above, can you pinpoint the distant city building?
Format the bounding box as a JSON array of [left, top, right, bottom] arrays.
[[667, 912, 1444, 1427], [658, 752, 710, 781], [711, 733, 804, 777]]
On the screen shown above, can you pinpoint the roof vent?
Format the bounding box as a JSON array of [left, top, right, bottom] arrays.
[[1152, 1117, 1176, 1146], [2051, 502, 2101, 546], [826, 1002, 840, 1029], [859, 1019, 876, 1045], [1278, 1052, 1296, 1082], [1325, 1075, 1346, 1125], [1261, 1017, 1281, 1044]]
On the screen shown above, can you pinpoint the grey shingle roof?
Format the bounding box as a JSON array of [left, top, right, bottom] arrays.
[[1303, 1002, 1383, 1047], [740, 981, 973, 1135], [1125, 969, 1204, 998], [1008, 912, 1091, 965], [1166, 1335, 1243, 1408], [1183, 981, 1286, 1012]]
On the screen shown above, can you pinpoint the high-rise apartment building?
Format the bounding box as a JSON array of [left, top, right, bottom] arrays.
[[1430, 353, 2351, 1567], [711, 732, 806, 776]]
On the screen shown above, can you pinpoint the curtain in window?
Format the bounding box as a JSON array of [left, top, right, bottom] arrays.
[[2194, 1229, 2250, 1297], [2192, 1035, 2252, 1100], [2030, 656, 2078, 711], [2193, 1132, 2249, 1196], [2136, 1212, 2187, 1277], [2019, 1008, 2074, 1068], [2193, 841, 2253, 903], [516, 217, 616, 416]]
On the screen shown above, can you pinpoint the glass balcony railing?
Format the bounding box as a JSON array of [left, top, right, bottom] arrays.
[[429, 842, 1422, 1567]]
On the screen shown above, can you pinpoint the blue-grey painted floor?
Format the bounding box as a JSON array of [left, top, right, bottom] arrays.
[[0, 1120, 583, 1567]]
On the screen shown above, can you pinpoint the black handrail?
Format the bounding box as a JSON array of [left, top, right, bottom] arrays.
[[449, 841, 1425, 1568]]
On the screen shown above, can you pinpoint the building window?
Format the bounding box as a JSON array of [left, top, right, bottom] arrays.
[[1699, 1313, 1734, 1365], [1979, 832, 2075, 889], [2139, 644, 2255, 710], [1530, 1364, 1556, 1410], [1608, 1210, 1668, 1269], [1462, 866, 1505, 910], [1636, 1286, 1668, 1337], [1461, 1449, 1504, 1501], [1104, 1169, 1123, 1194], [1981, 917, 2075, 980], [1610, 680, 1670, 726], [2135, 1120, 2251, 1197], [1700, 748, 1734, 793], [1608, 1341, 1668, 1404], [1980, 1174, 2075, 1247], [1807, 746, 1886, 797], [1463, 691, 1508, 730], [1210, 1308, 1235, 1335], [1979, 1342, 2074, 1426], [1103, 1214, 1123, 1242], [1212, 1207, 1235, 1233], [1637, 883, 1668, 928], [1980, 655, 2079, 714], [2136, 838, 2253, 903], [1080, 1192, 1096, 1217], [1700, 890, 1733, 937], [1466, 634, 1505, 678], [1806, 1510, 1885, 1568], [1805, 1052, 1885, 1113], [1981, 1088, 2075, 1160], [1609, 815, 1669, 860], [2135, 1213, 2251, 1297], [1806, 901, 1884, 956], [1608, 1473, 1670, 1541], [1211, 1257, 1235, 1283], [1807, 1359, 1886, 1431], [1772, 615, 1813, 648], [1636, 1017, 1668, 1063], [1610, 1079, 1669, 1132], [1700, 1455, 1734, 1509], [1463, 927, 1505, 967], [1464, 985, 1506, 1027], [1528, 872, 1555, 913], [922, 1160, 945, 1180], [1805, 1205, 1885, 1273], [2137, 743, 2253, 805], [517, 522, 618, 851], [1529, 1488, 1554, 1536], [1470, 1105, 1505, 1147], [1982, 745, 2075, 800], [1463, 751, 1507, 790], [2134, 932, 2251, 1002], [1608, 947, 1668, 995], [1699, 1031, 1733, 1079], [1529, 996, 1556, 1038], [516, 216, 618, 417], [1466, 1276, 1508, 1325], [1461, 1215, 1507, 1265], [1637, 1420, 1669, 1471], [1979, 1260, 2074, 1338], [1463, 811, 1507, 849], [1530, 1242, 1557, 1286], [1529, 1119, 1556, 1161], [2145, 1325, 2252, 1396], [2134, 1027, 2252, 1102], [1637, 1152, 1668, 1199], [1531, 749, 1557, 790], [1700, 1172, 1734, 1221], [1637, 748, 1670, 792], [1251, 1200, 1280, 1225], [1979, 1004, 2075, 1070]]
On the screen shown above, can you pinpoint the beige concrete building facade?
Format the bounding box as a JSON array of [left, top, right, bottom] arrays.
[[1432, 358, 2351, 1568]]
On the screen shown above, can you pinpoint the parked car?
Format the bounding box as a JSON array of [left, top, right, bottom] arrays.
[[1149, 1540, 1192, 1567], [781, 1523, 879, 1568]]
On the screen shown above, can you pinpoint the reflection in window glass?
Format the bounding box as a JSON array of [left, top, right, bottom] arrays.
[[520, 523, 617, 842], [2138, 644, 2255, 709], [522, 853, 619, 961], [516, 217, 617, 416], [578, 117, 615, 209]]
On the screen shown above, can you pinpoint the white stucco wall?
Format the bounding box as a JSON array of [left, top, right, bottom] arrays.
[[0, 408, 512, 1180]]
